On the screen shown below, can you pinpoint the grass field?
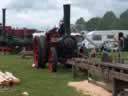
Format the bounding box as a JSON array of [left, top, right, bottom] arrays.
[[0, 52, 127, 96], [0, 55, 84, 96], [95, 52, 128, 64]]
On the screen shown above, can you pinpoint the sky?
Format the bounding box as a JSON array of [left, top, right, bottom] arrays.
[[0, 0, 128, 30]]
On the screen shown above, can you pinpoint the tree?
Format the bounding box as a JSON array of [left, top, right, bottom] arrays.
[[119, 9, 128, 30], [74, 9, 128, 31], [109, 19, 121, 30], [98, 11, 117, 30], [86, 17, 101, 31], [75, 17, 86, 31], [120, 9, 128, 19]]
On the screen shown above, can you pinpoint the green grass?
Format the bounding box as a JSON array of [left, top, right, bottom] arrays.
[[0, 55, 84, 96], [94, 52, 128, 64]]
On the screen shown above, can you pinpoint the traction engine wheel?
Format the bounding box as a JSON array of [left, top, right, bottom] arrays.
[[48, 47, 58, 72], [33, 36, 47, 68]]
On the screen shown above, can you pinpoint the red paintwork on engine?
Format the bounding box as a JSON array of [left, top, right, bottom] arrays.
[[0, 24, 36, 38], [0, 47, 14, 52]]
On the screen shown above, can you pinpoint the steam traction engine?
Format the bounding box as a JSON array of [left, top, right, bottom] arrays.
[[33, 4, 79, 72]]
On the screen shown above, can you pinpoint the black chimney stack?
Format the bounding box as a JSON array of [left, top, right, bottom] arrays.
[[64, 4, 70, 35], [2, 8, 6, 38]]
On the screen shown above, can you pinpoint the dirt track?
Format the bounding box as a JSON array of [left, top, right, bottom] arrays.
[[68, 80, 112, 96]]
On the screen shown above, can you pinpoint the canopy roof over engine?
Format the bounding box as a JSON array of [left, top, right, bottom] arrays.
[[33, 32, 45, 38]]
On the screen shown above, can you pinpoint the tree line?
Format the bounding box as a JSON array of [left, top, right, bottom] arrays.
[[75, 9, 128, 31]]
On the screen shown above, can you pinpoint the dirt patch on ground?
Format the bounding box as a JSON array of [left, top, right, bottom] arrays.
[[68, 80, 112, 96]]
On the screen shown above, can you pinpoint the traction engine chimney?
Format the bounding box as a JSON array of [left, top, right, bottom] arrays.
[[2, 8, 6, 39], [63, 4, 71, 35]]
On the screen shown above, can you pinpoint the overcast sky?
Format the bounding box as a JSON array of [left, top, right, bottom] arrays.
[[0, 0, 128, 30]]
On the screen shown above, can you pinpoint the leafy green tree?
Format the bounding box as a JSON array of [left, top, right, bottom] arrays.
[[119, 9, 128, 30], [86, 17, 101, 31], [75, 17, 86, 31], [109, 19, 121, 29], [74, 9, 128, 31], [120, 9, 128, 19], [98, 11, 117, 30]]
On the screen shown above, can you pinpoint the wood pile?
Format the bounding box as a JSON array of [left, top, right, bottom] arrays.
[[0, 71, 20, 86]]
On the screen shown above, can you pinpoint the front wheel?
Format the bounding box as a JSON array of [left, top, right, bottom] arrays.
[[48, 47, 58, 72]]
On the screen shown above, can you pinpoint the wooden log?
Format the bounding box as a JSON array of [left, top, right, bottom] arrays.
[[0, 71, 11, 80], [0, 71, 12, 86], [5, 72, 21, 84], [0, 71, 21, 86], [0, 75, 6, 85]]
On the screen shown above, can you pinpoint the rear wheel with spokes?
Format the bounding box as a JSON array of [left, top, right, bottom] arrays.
[[33, 36, 47, 68]]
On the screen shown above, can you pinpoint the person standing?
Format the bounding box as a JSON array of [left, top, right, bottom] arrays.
[[118, 32, 124, 51]]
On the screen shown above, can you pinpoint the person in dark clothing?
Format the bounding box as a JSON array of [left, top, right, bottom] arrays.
[[118, 32, 124, 51], [80, 43, 89, 57]]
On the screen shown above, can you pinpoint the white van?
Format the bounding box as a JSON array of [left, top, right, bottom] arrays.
[[82, 30, 128, 49]]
